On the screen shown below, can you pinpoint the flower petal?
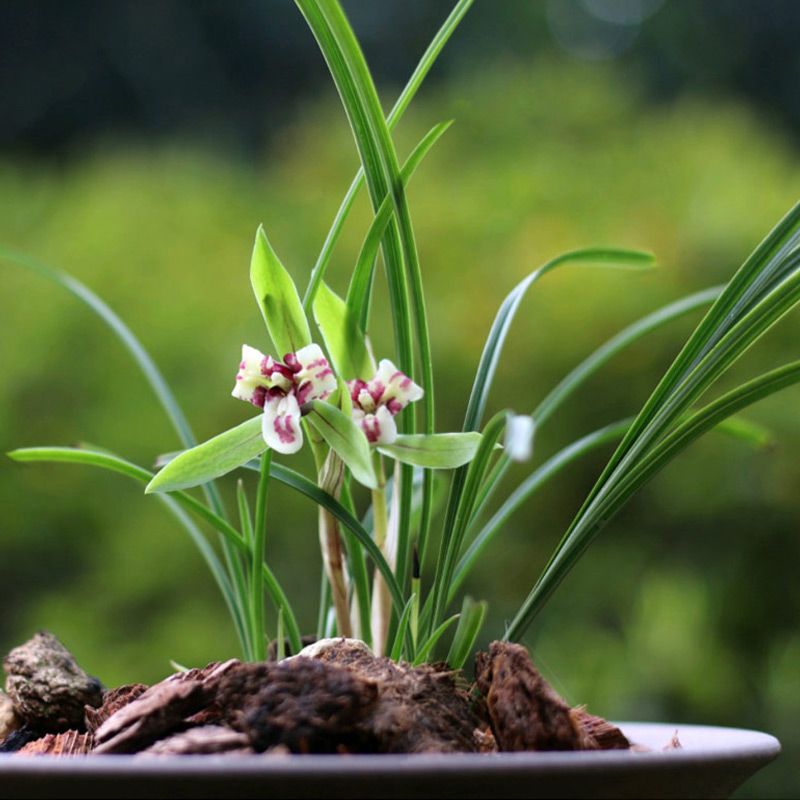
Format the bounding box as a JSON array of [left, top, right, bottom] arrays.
[[369, 359, 423, 414], [360, 405, 397, 445], [262, 392, 303, 454], [293, 343, 337, 404], [232, 344, 270, 406]]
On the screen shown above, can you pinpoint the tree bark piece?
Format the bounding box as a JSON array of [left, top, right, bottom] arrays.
[[3, 632, 103, 732], [571, 708, 630, 750], [17, 730, 93, 756], [139, 725, 252, 756], [475, 641, 588, 752], [84, 684, 148, 735], [92, 661, 238, 754]]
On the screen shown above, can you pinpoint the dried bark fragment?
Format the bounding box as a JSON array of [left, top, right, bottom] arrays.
[[139, 725, 252, 756], [84, 684, 148, 735], [571, 708, 630, 750], [219, 658, 378, 754], [92, 660, 239, 754], [297, 638, 483, 754], [17, 730, 93, 757], [475, 641, 587, 752], [3, 632, 103, 732], [93, 680, 207, 754], [162, 659, 241, 688], [0, 691, 20, 742]]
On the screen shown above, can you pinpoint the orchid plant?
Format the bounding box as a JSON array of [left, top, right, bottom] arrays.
[[7, 0, 800, 670]]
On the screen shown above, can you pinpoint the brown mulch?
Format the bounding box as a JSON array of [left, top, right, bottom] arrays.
[[0, 632, 634, 758]]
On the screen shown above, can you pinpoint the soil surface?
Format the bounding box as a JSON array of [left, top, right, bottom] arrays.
[[0, 632, 636, 757]]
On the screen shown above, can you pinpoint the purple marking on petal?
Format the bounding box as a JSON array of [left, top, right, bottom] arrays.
[[386, 398, 403, 415], [295, 381, 313, 405], [349, 379, 367, 405], [361, 415, 380, 443], [252, 385, 267, 408], [273, 414, 296, 444], [283, 353, 302, 373]]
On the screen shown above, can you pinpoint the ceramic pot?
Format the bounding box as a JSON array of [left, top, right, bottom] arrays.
[[0, 721, 779, 800]]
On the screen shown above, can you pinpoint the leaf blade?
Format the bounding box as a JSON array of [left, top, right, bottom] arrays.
[[146, 417, 266, 494]]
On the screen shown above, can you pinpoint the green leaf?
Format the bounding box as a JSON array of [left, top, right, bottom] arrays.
[[250, 225, 311, 357], [412, 614, 459, 666], [450, 418, 632, 605], [377, 432, 481, 469], [714, 415, 772, 448], [312, 281, 372, 380], [8, 445, 304, 654], [446, 597, 488, 670], [389, 594, 417, 661], [306, 400, 377, 489], [301, 0, 474, 313], [146, 417, 266, 494], [346, 120, 453, 331]]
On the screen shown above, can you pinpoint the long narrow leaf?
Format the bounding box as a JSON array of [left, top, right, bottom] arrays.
[[346, 120, 453, 331], [301, 0, 474, 312], [8, 446, 303, 651], [506, 359, 800, 640]]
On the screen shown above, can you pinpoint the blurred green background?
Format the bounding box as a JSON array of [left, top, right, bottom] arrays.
[[2, 2, 800, 797]]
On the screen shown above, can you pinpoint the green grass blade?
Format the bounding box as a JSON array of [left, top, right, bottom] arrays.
[[464, 248, 655, 435], [583, 204, 800, 512], [534, 287, 722, 427], [450, 418, 632, 604], [251, 449, 272, 661], [446, 597, 487, 670], [301, 0, 474, 313], [8, 446, 303, 653], [412, 614, 459, 665], [427, 411, 507, 634], [0, 247, 249, 645], [389, 594, 417, 661], [506, 360, 800, 641], [297, 0, 429, 599], [346, 120, 453, 331]]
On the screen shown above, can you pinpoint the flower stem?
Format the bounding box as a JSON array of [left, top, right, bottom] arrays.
[[251, 449, 272, 661], [370, 455, 393, 655], [318, 452, 352, 638]]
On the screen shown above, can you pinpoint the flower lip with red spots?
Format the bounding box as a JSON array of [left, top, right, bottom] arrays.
[[232, 343, 337, 453], [347, 359, 423, 445]]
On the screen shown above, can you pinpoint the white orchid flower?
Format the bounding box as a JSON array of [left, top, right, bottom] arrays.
[[232, 343, 336, 454], [347, 359, 423, 445]]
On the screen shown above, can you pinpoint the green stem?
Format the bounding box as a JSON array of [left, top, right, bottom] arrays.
[[370, 455, 391, 654], [251, 449, 272, 661]]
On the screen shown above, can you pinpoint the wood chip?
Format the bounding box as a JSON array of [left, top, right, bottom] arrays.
[[93, 680, 207, 754], [571, 707, 630, 750], [139, 725, 252, 756], [92, 660, 240, 754], [475, 641, 588, 752], [17, 730, 93, 756], [84, 684, 148, 734]]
